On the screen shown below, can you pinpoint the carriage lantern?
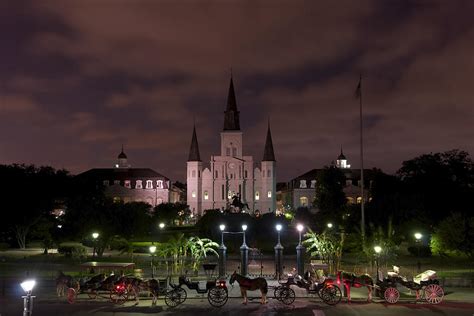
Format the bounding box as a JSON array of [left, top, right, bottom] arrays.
[[21, 279, 36, 316]]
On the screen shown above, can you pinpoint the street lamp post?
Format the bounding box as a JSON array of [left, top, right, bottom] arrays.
[[20, 279, 36, 316], [240, 224, 249, 276], [374, 246, 382, 282], [149, 245, 157, 278], [92, 232, 99, 258], [274, 224, 284, 280], [296, 224, 305, 276], [414, 233, 422, 272], [218, 224, 227, 278]]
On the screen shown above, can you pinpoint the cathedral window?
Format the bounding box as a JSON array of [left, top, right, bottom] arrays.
[[232, 147, 237, 157], [146, 180, 153, 189], [221, 185, 224, 200], [300, 196, 308, 206], [226, 147, 231, 156], [267, 191, 272, 198], [228, 190, 232, 199], [192, 170, 196, 178], [311, 180, 317, 188], [198, 170, 201, 177], [157, 198, 163, 204], [267, 170, 271, 177], [262, 169, 265, 178], [135, 180, 143, 189], [299, 180, 307, 188], [255, 191, 260, 200], [124, 180, 131, 188], [245, 170, 248, 178], [215, 170, 218, 178], [157, 180, 163, 188], [192, 191, 196, 198], [204, 191, 209, 200], [239, 184, 242, 195]]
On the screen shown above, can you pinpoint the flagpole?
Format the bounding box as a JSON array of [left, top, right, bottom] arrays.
[[359, 74, 365, 245]]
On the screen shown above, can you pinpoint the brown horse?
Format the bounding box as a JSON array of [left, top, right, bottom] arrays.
[[119, 276, 162, 306], [56, 271, 79, 297], [336, 271, 373, 303], [229, 271, 268, 305]]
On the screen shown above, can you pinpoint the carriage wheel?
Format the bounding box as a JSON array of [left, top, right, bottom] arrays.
[[110, 291, 127, 305], [274, 286, 284, 301], [126, 286, 137, 301], [87, 289, 97, 299], [424, 284, 444, 304], [165, 288, 187, 307], [207, 286, 228, 307], [279, 287, 296, 305], [320, 284, 342, 305], [67, 288, 76, 304], [384, 287, 400, 304]]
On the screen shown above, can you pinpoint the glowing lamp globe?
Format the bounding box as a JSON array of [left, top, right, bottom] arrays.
[[92, 232, 99, 239], [242, 224, 248, 231], [276, 224, 282, 232], [21, 280, 36, 293], [374, 246, 382, 254], [296, 224, 304, 232], [327, 223, 333, 229], [159, 223, 165, 229], [414, 232, 422, 240], [149, 245, 157, 254], [219, 224, 226, 231]]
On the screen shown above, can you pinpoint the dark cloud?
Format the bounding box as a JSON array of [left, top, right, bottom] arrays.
[[0, 0, 473, 182]]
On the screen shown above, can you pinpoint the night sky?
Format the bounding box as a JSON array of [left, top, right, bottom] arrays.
[[1, 1, 473, 182]]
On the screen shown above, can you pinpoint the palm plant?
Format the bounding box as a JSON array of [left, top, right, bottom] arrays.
[[303, 228, 342, 275], [187, 236, 219, 272]]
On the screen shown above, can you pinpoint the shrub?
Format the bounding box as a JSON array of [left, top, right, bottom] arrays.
[[407, 245, 432, 257], [58, 245, 87, 259]]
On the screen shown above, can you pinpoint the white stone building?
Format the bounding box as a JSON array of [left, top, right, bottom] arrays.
[[187, 77, 276, 217]]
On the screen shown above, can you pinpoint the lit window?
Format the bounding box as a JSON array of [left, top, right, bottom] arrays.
[[357, 197, 362, 204], [114, 180, 120, 185], [267, 191, 272, 198], [228, 190, 232, 199], [255, 191, 260, 200], [113, 197, 121, 203], [300, 196, 308, 206], [204, 191, 209, 200], [310, 180, 316, 188], [135, 180, 143, 189], [157, 180, 163, 188], [192, 191, 196, 198], [124, 180, 131, 188], [300, 180, 307, 188], [103, 180, 109, 186], [146, 180, 153, 189]]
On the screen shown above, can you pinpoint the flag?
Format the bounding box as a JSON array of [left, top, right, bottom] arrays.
[[355, 76, 361, 99]]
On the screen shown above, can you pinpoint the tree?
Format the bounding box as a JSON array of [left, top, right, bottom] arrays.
[[0, 164, 70, 248], [303, 228, 344, 275], [153, 202, 190, 226], [314, 166, 347, 228], [431, 213, 474, 257], [397, 150, 474, 225]]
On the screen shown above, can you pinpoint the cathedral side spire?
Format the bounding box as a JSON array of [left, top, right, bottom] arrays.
[[262, 121, 276, 161], [223, 75, 241, 131], [188, 124, 201, 161]]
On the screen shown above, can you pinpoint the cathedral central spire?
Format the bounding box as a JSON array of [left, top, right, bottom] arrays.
[[263, 121, 276, 161], [223, 76, 241, 131], [188, 124, 201, 162]]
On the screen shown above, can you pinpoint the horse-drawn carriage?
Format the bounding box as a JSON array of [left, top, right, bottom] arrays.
[[376, 266, 444, 304], [273, 263, 342, 305], [165, 271, 228, 307]]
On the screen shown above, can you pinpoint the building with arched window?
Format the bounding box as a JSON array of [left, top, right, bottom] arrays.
[[77, 148, 182, 206], [187, 76, 277, 217]]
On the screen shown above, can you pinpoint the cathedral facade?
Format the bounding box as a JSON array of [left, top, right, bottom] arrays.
[[187, 77, 276, 217]]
